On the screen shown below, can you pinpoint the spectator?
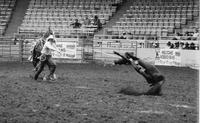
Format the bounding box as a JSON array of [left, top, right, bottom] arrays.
[[170, 43, 174, 49], [83, 16, 91, 26], [174, 42, 179, 49], [190, 42, 195, 50], [184, 42, 189, 49], [93, 16, 102, 31], [180, 42, 185, 49], [167, 41, 172, 48], [192, 29, 199, 40], [70, 19, 82, 28]]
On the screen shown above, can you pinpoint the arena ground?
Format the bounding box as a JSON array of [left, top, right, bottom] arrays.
[[0, 62, 198, 123]]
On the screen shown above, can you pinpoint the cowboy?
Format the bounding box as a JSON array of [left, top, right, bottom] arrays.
[[30, 27, 54, 70], [113, 51, 165, 95], [34, 35, 61, 81]]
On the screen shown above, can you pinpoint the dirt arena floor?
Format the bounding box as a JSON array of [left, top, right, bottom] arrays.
[[0, 62, 198, 123]]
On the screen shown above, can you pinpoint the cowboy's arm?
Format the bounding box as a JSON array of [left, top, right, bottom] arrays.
[[51, 43, 61, 53], [125, 52, 139, 60], [44, 42, 54, 50], [45, 42, 61, 53], [113, 51, 129, 61]]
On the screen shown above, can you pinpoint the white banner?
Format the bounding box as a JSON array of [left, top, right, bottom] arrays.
[[52, 42, 77, 59], [155, 49, 181, 66]]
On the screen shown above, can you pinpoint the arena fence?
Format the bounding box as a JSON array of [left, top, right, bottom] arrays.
[[0, 35, 199, 69], [0, 36, 20, 61], [0, 35, 93, 63], [0, 35, 138, 63], [93, 38, 138, 63], [18, 37, 94, 63]]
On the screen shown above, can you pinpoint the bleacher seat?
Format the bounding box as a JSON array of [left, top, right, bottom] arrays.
[[106, 0, 199, 37], [0, 0, 16, 35], [19, 0, 122, 36]]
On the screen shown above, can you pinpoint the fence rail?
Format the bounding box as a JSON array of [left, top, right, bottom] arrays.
[[0, 35, 199, 64], [0, 40, 20, 61]]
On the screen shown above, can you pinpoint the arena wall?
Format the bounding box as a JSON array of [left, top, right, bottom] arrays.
[[0, 38, 199, 69], [137, 48, 199, 69], [180, 50, 200, 69]]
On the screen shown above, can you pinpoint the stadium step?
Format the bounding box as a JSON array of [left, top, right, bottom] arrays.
[[96, 0, 132, 35], [4, 0, 30, 36]]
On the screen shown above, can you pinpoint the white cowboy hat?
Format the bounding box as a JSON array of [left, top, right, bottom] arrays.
[[47, 35, 55, 42]]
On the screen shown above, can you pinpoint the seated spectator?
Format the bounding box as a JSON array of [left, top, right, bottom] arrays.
[[93, 16, 102, 31], [184, 42, 190, 49], [170, 43, 174, 49], [180, 42, 185, 49], [174, 42, 179, 49], [167, 41, 172, 48], [70, 19, 82, 28], [83, 16, 91, 26], [189, 42, 195, 50], [192, 29, 199, 40]]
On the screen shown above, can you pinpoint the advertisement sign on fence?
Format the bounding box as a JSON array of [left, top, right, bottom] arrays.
[[155, 49, 181, 66], [52, 42, 77, 59]]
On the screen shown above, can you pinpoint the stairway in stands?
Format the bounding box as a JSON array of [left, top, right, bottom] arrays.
[[96, 0, 132, 35], [5, 0, 30, 36], [174, 15, 199, 35]]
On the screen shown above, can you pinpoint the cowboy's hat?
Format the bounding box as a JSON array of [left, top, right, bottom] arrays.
[[46, 35, 55, 42]]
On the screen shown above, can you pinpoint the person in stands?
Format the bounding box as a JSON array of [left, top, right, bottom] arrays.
[[93, 16, 102, 31], [70, 19, 82, 28]]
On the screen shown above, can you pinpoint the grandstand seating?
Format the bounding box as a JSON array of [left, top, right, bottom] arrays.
[[0, 0, 16, 35], [105, 0, 199, 37], [19, 0, 122, 35]]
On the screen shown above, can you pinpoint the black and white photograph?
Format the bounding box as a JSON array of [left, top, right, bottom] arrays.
[[0, 0, 199, 122]]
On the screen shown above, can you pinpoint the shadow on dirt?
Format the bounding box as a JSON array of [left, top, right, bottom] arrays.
[[118, 86, 163, 96]]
